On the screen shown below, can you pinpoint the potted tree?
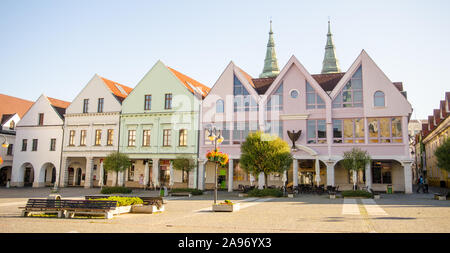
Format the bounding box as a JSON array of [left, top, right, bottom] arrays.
[[102, 152, 132, 191], [172, 156, 196, 189], [340, 148, 372, 198]]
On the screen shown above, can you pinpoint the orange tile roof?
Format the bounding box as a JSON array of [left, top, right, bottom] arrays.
[[236, 67, 255, 88], [100, 76, 133, 99], [167, 67, 210, 98], [0, 93, 34, 118], [47, 97, 70, 109]]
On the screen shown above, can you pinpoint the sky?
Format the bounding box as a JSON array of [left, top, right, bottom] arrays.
[[0, 0, 449, 120]]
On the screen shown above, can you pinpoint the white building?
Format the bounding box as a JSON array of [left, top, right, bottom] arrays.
[[61, 74, 132, 188], [10, 95, 70, 187]]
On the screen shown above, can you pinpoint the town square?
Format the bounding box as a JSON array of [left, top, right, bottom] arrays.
[[0, 0, 449, 243]]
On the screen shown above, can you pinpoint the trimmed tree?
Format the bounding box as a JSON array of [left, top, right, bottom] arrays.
[[435, 137, 450, 172], [172, 156, 196, 188], [340, 147, 371, 191], [240, 131, 293, 188], [103, 152, 132, 186]]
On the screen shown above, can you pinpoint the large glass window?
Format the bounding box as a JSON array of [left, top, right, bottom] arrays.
[[142, 130, 151, 146], [179, 129, 187, 146], [264, 120, 283, 138], [307, 120, 327, 144], [163, 129, 171, 146], [374, 91, 385, 107], [128, 130, 136, 147], [306, 82, 325, 109], [372, 161, 392, 184], [368, 117, 402, 143], [233, 75, 257, 112], [333, 118, 365, 143], [333, 66, 363, 108], [266, 83, 283, 111]]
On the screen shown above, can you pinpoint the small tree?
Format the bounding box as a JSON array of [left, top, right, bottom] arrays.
[[240, 131, 293, 188], [172, 156, 196, 188], [103, 152, 132, 186], [435, 137, 450, 172], [341, 148, 371, 191]]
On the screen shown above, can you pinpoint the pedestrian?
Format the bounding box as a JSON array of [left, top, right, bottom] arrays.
[[417, 175, 424, 193]]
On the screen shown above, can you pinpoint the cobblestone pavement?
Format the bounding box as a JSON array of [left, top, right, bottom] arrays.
[[0, 187, 449, 233]]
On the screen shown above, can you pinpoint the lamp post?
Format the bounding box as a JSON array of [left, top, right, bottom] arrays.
[[0, 134, 9, 148], [208, 126, 224, 205]]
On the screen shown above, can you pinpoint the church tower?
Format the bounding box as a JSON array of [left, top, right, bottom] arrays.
[[321, 21, 341, 74]]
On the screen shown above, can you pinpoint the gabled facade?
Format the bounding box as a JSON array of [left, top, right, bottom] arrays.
[[11, 95, 70, 187], [119, 60, 209, 189], [60, 74, 132, 188], [199, 23, 414, 193], [0, 94, 33, 186]]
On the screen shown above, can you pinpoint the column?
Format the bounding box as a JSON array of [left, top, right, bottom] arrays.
[[315, 157, 321, 186], [118, 170, 124, 186], [228, 159, 234, 192], [98, 160, 104, 187], [84, 157, 94, 188], [365, 160, 372, 190], [169, 161, 174, 187], [144, 160, 149, 188], [59, 157, 70, 187], [293, 159, 298, 187], [326, 162, 335, 186], [258, 172, 265, 189], [198, 161, 205, 190], [403, 162, 413, 194], [152, 158, 160, 188]]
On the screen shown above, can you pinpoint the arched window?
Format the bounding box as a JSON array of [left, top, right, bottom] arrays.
[[216, 99, 224, 113], [374, 91, 385, 107]]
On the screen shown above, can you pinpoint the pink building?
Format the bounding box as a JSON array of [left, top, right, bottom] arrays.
[[199, 22, 414, 193]]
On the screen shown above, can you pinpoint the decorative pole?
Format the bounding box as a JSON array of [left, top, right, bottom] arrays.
[[207, 126, 224, 205]]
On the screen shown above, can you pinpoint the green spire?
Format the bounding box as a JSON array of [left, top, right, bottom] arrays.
[[259, 20, 280, 78], [321, 20, 341, 74]]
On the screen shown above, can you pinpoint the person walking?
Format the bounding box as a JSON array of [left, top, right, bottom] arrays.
[[417, 175, 425, 193]]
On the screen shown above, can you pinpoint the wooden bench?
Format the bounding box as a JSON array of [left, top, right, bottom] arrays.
[[170, 192, 192, 197], [63, 200, 118, 219], [19, 199, 67, 218], [140, 197, 166, 206]]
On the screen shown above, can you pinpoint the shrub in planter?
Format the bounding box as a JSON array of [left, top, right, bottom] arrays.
[[100, 186, 132, 194], [341, 190, 372, 198], [247, 188, 283, 197], [169, 188, 203, 195], [96, 196, 143, 207]]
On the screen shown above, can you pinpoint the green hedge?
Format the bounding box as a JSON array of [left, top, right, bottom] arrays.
[[247, 188, 283, 197], [95, 196, 143, 207], [169, 188, 203, 195], [100, 186, 132, 194], [341, 190, 373, 198]]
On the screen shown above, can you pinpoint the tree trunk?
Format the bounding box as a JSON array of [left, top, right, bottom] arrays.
[[264, 173, 268, 189], [116, 171, 119, 186]]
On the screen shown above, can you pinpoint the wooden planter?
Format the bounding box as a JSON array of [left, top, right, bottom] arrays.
[[212, 203, 240, 212]]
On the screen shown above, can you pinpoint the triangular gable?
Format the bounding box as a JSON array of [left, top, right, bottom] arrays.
[[202, 61, 234, 99], [329, 51, 364, 99], [232, 64, 260, 101], [260, 55, 331, 105], [17, 94, 66, 126]]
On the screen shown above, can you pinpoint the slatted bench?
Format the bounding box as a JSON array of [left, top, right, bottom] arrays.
[[140, 197, 165, 207], [63, 200, 118, 219], [19, 199, 66, 218], [170, 192, 192, 197]]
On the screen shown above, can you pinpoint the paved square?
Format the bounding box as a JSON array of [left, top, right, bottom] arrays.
[[0, 188, 449, 233]]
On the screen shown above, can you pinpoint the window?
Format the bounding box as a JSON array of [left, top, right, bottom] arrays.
[[9, 121, 15, 130], [144, 95, 152, 110], [95, 130, 102, 146], [107, 129, 113, 146], [38, 113, 44, 126], [69, 130, 75, 146], [266, 83, 283, 111], [374, 91, 385, 107], [142, 130, 151, 146], [290, 90, 299, 98], [128, 164, 135, 181], [216, 99, 224, 113], [32, 139, 38, 151], [368, 117, 402, 143], [264, 120, 283, 138], [50, 138, 56, 151], [80, 130, 87, 146], [333, 66, 363, 108], [7, 144, 13, 156], [372, 161, 392, 184], [233, 75, 258, 112], [164, 94, 172, 109], [163, 129, 171, 146], [307, 120, 327, 144], [179, 129, 188, 146], [333, 118, 365, 143], [306, 82, 325, 109], [128, 130, 136, 146], [97, 98, 104, 113], [83, 99, 89, 113], [22, 139, 27, 151]]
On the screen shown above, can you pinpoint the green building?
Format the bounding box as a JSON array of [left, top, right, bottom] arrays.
[[119, 60, 210, 189]]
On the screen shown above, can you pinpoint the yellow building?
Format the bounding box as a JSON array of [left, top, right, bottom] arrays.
[[421, 92, 450, 188]]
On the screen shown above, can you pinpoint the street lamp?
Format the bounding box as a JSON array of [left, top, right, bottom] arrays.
[[1, 134, 9, 148], [208, 126, 224, 204]]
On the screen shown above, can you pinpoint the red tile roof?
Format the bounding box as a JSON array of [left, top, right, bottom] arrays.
[[252, 77, 276, 94], [47, 97, 70, 109], [235, 67, 255, 88], [100, 76, 133, 101], [168, 67, 210, 98], [0, 93, 33, 118]]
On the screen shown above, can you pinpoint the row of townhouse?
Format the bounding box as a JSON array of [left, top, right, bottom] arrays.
[[5, 21, 415, 193], [413, 92, 450, 188]]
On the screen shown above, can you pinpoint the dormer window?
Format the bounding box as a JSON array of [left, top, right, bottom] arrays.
[[333, 66, 363, 108]]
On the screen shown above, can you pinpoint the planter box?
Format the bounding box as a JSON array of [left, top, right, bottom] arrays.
[[131, 204, 165, 213], [238, 193, 248, 197], [435, 194, 446, 201], [329, 194, 336, 199], [373, 194, 380, 199], [113, 205, 132, 215], [212, 203, 240, 212], [288, 194, 294, 198]]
